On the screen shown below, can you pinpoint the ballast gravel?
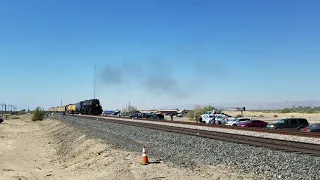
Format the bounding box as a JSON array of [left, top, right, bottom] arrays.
[[104, 117, 320, 145], [59, 116, 320, 180]]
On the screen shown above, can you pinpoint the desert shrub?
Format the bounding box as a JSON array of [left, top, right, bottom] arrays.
[[19, 109, 27, 115], [121, 105, 138, 116], [259, 115, 264, 117], [12, 116, 19, 119], [186, 110, 195, 120], [305, 108, 316, 113], [278, 106, 319, 113], [236, 114, 243, 118], [186, 105, 214, 120], [280, 108, 291, 113], [32, 107, 45, 121], [273, 115, 278, 117]]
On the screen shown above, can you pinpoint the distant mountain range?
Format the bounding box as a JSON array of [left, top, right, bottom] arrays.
[[159, 100, 320, 110]]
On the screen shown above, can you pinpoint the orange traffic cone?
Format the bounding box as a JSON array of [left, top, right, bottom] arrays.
[[141, 147, 149, 165]]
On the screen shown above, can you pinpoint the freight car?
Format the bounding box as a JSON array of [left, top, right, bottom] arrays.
[[48, 106, 65, 112]]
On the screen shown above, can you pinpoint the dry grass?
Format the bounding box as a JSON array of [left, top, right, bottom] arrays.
[[224, 111, 320, 123], [224, 110, 319, 118]]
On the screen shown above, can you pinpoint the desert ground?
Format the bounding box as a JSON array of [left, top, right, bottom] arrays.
[[0, 115, 259, 180], [169, 111, 320, 124]]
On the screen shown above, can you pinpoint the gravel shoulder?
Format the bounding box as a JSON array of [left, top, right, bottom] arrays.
[[0, 115, 258, 180], [61, 115, 320, 180]]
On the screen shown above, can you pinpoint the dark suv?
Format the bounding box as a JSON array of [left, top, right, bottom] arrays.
[[266, 118, 309, 130], [0, 116, 3, 123]]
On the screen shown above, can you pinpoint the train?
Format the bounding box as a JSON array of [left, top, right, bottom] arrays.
[[48, 99, 103, 115]]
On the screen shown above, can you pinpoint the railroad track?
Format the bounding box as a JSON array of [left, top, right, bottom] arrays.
[[61, 114, 320, 156], [74, 114, 320, 138]]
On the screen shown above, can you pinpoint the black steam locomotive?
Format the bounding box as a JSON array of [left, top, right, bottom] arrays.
[[75, 99, 103, 115], [50, 99, 103, 116]]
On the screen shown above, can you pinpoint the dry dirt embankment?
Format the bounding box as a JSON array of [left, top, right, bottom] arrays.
[[0, 115, 258, 180]]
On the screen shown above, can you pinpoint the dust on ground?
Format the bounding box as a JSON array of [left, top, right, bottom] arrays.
[[0, 115, 259, 180]]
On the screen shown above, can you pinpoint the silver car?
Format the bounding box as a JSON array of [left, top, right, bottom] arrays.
[[214, 114, 228, 125], [225, 117, 252, 126]]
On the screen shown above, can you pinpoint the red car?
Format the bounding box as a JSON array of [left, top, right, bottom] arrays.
[[238, 120, 268, 128], [301, 123, 320, 132]]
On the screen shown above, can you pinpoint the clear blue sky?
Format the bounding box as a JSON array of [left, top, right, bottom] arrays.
[[0, 0, 319, 110]]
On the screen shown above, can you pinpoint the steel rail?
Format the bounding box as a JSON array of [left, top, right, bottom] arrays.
[[65, 115, 320, 156], [78, 114, 320, 138]]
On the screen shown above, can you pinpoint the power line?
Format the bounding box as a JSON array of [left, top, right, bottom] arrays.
[[0, 103, 17, 114]]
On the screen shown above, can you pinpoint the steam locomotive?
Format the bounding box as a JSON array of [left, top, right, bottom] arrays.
[[48, 99, 103, 116]]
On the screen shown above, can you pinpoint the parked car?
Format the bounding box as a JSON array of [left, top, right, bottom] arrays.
[[266, 118, 309, 130], [301, 123, 320, 132], [176, 113, 183, 117], [199, 113, 210, 123], [202, 114, 215, 124], [214, 114, 228, 125], [0, 116, 3, 123], [225, 117, 252, 126], [238, 120, 268, 128]]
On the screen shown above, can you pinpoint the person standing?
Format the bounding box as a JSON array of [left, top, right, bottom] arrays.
[[170, 113, 173, 121]]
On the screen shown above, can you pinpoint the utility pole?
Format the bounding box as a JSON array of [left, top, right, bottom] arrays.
[[1, 103, 4, 116], [94, 64, 96, 99], [61, 100, 62, 107]]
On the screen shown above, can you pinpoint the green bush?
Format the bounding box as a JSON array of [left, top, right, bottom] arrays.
[[19, 109, 27, 115], [186, 105, 214, 121], [32, 107, 45, 121], [273, 115, 278, 117], [280, 108, 291, 113], [305, 108, 316, 113], [278, 106, 319, 114]]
